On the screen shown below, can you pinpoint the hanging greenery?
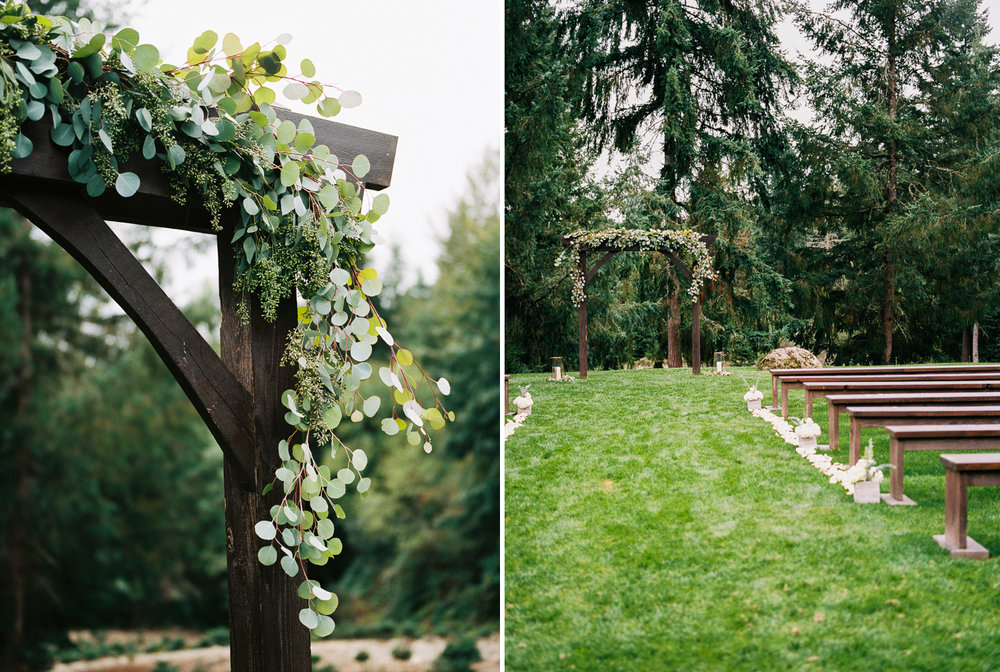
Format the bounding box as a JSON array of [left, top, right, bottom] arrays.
[[555, 228, 716, 306], [0, 1, 452, 636]]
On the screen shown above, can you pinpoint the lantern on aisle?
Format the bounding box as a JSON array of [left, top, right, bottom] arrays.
[[550, 356, 564, 381], [714, 351, 727, 375]]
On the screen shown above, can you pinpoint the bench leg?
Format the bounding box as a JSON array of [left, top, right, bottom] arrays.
[[771, 376, 779, 409], [781, 386, 788, 418], [828, 404, 839, 451], [944, 469, 967, 549], [849, 419, 860, 466], [934, 470, 989, 559], [883, 437, 916, 505], [805, 391, 813, 419]]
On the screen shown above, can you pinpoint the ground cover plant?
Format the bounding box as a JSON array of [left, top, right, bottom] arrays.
[[505, 367, 1000, 671]]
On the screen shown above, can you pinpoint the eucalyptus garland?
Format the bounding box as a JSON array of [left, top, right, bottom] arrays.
[[555, 227, 716, 306], [0, 2, 452, 636]]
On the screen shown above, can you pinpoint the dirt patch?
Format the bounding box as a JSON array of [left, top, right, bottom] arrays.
[[51, 633, 500, 672]]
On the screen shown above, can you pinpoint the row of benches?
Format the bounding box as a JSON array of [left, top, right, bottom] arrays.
[[766, 364, 1000, 558]]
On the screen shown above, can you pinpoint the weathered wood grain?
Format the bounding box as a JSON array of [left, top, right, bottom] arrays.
[[219, 225, 311, 671]]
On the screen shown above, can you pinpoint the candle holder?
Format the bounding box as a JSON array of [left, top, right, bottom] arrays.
[[550, 356, 564, 381], [713, 351, 729, 375]]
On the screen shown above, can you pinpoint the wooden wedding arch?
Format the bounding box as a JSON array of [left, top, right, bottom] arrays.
[[1, 110, 396, 671], [563, 232, 716, 378]]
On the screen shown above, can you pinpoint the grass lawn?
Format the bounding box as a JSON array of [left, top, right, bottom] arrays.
[[504, 367, 1000, 672]]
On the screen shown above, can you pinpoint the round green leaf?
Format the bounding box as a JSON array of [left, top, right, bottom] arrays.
[[353, 449, 368, 471], [254, 520, 276, 541], [350, 341, 372, 362], [298, 607, 318, 629], [12, 133, 32, 159], [50, 123, 75, 146], [112, 28, 139, 53], [325, 479, 346, 499], [316, 594, 339, 616], [280, 162, 300, 187], [317, 97, 340, 117], [115, 172, 140, 197], [314, 615, 335, 637], [323, 405, 342, 429], [338, 90, 362, 108], [166, 144, 185, 169], [281, 554, 298, 578], [132, 44, 160, 72], [357, 477, 371, 493], [317, 518, 335, 539], [257, 546, 277, 566], [284, 81, 308, 100], [275, 119, 296, 145], [214, 118, 236, 142], [337, 468, 355, 485], [381, 418, 400, 436], [300, 58, 316, 77], [142, 134, 156, 159], [86, 174, 106, 197], [372, 193, 390, 215], [351, 154, 371, 179], [437, 378, 451, 395]]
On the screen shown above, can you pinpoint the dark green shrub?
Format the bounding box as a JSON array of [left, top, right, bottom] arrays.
[[432, 636, 481, 672]]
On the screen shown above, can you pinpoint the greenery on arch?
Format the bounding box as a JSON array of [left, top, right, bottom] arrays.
[[556, 227, 716, 306], [0, 1, 453, 635]]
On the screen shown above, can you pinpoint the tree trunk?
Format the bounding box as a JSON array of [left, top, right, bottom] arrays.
[[883, 12, 898, 365], [3, 244, 33, 672], [666, 268, 682, 368], [973, 322, 980, 363], [962, 326, 971, 362]]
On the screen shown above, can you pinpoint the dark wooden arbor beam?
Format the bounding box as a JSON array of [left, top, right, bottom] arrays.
[[2, 184, 258, 491], [5, 112, 397, 233], [563, 234, 716, 379]]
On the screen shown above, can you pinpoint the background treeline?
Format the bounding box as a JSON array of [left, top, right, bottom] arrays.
[[0, 115, 499, 672], [506, 0, 1000, 372]]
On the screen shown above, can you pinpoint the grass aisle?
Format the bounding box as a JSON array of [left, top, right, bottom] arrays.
[[505, 368, 1000, 672]]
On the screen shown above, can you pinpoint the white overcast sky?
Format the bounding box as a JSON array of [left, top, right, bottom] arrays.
[[112, 0, 502, 301]]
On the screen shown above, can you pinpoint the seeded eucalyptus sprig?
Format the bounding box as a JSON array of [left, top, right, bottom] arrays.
[[0, 0, 453, 635]]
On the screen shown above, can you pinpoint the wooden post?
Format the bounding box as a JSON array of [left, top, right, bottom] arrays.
[[973, 322, 980, 363], [691, 300, 701, 375], [578, 250, 588, 379], [504, 375, 511, 416], [219, 234, 311, 671]]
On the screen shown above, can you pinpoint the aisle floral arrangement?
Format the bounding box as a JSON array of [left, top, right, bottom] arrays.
[[748, 405, 879, 496], [505, 385, 533, 438]]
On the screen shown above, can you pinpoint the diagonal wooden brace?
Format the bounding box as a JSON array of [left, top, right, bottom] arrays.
[[5, 185, 257, 491]]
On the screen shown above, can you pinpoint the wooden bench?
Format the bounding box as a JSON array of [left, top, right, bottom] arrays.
[[845, 405, 1000, 465], [826, 392, 1000, 454], [884, 424, 1000, 505], [776, 371, 1000, 418], [802, 379, 1000, 421], [769, 364, 1000, 412], [933, 453, 1000, 559]]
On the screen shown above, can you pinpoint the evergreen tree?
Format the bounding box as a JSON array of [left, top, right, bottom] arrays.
[[505, 0, 604, 372], [794, 0, 1000, 362], [560, 0, 797, 366]]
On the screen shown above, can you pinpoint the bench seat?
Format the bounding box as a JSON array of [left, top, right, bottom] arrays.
[[884, 424, 1000, 505], [826, 392, 1000, 453], [845, 405, 1000, 465]]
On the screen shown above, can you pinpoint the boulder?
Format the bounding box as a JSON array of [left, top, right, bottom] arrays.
[[757, 347, 822, 370]]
